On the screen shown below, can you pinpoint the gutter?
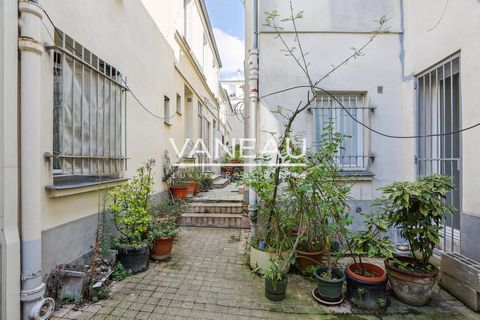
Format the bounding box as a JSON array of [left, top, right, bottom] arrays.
[[18, 1, 55, 318], [247, 0, 259, 239]]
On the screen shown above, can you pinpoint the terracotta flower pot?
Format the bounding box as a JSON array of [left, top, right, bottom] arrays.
[[384, 256, 438, 306], [170, 186, 187, 201], [185, 181, 196, 197], [151, 237, 174, 261], [296, 250, 323, 271], [194, 182, 201, 195], [346, 263, 388, 309]]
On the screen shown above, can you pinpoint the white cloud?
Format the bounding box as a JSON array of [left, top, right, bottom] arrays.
[[213, 28, 244, 80]]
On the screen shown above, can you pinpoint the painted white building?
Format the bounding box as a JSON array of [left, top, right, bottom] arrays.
[[0, 0, 236, 318], [221, 76, 246, 141], [245, 0, 480, 262]]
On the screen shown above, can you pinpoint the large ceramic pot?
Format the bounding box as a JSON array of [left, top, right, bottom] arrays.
[[151, 237, 174, 261], [314, 267, 345, 302], [345, 263, 388, 310], [170, 186, 187, 201], [265, 277, 288, 301], [296, 250, 323, 271], [250, 246, 290, 272], [116, 244, 149, 274], [185, 181, 197, 197], [384, 256, 438, 306]]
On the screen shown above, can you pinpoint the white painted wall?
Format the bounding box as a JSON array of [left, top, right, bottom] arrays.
[[255, 0, 413, 200], [0, 0, 21, 318], [402, 0, 480, 220], [30, 0, 233, 268]]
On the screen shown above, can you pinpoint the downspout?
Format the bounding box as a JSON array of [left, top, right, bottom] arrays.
[[248, 0, 259, 239], [18, 0, 55, 319]]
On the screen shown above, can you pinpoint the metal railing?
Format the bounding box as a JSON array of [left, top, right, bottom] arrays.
[[50, 29, 127, 177]]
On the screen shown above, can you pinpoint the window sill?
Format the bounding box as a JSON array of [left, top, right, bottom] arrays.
[[337, 170, 374, 181], [46, 176, 129, 198]]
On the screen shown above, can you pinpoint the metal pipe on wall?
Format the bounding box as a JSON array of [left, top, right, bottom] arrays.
[[247, 0, 259, 239], [18, 0, 55, 318]]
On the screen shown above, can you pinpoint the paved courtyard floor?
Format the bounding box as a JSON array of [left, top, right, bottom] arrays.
[[52, 227, 480, 320]]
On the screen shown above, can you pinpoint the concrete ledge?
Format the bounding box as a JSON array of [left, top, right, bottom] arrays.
[[440, 273, 480, 311]]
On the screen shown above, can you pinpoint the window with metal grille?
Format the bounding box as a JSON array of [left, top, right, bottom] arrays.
[[416, 54, 461, 253], [52, 30, 127, 178], [314, 94, 370, 170]]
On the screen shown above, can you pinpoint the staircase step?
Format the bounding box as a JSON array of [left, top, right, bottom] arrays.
[[179, 213, 250, 229], [212, 174, 224, 182], [213, 178, 230, 189], [187, 202, 243, 214]]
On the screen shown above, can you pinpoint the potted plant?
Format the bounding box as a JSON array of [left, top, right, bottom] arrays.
[[378, 174, 456, 306], [261, 258, 288, 301], [199, 173, 213, 191], [299, 128, 351, 304], [162, 151, 188, 201], [149, 219, 178, 261], [183, 168, 200, 197], [109, 160, 156, 273], [345, 213, 394, 310], [243, 163, 293, 272]]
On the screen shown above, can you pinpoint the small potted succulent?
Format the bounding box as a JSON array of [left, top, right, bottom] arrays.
[[109, 160, 155, 273], [345, 213, 394, 310], [149, 220, 178, 261], [379, 174, 456, 306], [261, 258, 288, 301]]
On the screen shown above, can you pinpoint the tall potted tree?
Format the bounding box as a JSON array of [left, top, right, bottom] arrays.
[[345, 213, 394, 310], [379, 174, 456, 306], [109, 160, 156, 273]]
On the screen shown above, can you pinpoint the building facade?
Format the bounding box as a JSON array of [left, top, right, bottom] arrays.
[[245, 0, 480, 261], [0, 0, 233, 318]]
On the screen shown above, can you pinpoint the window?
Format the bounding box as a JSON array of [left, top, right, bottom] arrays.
[[176, 93, 182, 115], [53, 30, 126, 178], [202, 34, 208, 71], [184, 0, 192, 43], [416, 54, 461, 252], [314, 94, 368, 169], [164, 96, 171, 126]]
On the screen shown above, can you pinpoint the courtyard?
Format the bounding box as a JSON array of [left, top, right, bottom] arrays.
[[51, 227, 479, 320]]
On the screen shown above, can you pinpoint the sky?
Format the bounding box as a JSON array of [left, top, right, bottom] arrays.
[[205, 0, 245, 80]]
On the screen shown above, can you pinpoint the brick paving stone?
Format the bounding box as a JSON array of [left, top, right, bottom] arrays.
[[52, 226, 480, 319]]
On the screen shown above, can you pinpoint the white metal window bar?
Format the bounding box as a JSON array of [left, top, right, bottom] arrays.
[[52, 29, 127, 177], [314, 94, 371, 170], [416, 53, 461, 254]]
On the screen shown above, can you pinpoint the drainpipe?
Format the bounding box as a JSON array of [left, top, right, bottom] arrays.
[[18, 1, 55, 319], [247, 0, 259, 239]]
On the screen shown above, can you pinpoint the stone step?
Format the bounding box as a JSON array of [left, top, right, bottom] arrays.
[[212, 174, 224, 182], [179, 213, 250, 229], [212, 177, 230, 189], [187, 202, 243, 214]]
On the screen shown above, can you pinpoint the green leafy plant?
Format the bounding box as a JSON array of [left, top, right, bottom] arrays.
[[182, 167, 202, 182], [112, 262, 132, 281], [109, 160, 156, 248], [347, 212, 394, 276], [261, 258, 287, 282], [199, 174, 213, 190], [153, 198, 187, 219], [377, 174, 456, 269], [284, 126, 352, 279], [148, 219, 178, 240]]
